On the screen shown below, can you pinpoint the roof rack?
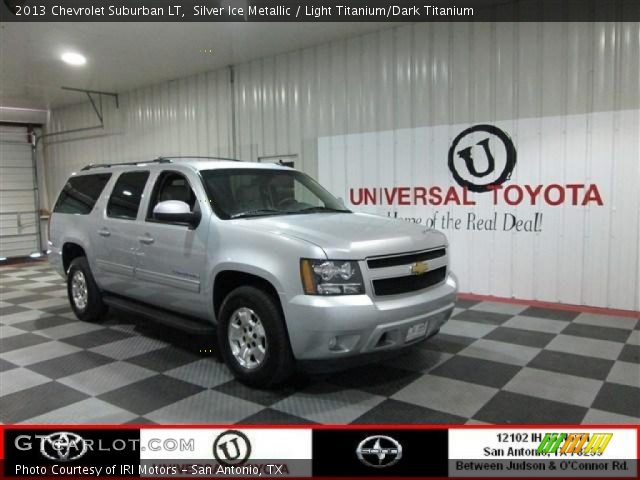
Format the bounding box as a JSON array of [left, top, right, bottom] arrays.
[[157, 155, 242, 162], [81, 156, 242, 171], [81, 158, 171, 171]]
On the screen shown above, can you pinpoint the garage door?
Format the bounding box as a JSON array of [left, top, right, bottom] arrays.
[[0, 126, 39, 259]]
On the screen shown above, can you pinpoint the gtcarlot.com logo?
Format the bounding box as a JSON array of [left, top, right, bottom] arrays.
[[141, 437, 195, 453], [14, 431, 139, 461]]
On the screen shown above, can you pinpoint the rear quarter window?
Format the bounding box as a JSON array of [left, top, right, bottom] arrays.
[[53, 173, 111, 215]]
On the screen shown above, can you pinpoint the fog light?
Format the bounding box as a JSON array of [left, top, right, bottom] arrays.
[[328, 334, 360, 353]]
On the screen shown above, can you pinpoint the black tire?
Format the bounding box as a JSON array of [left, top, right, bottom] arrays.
[[67, 257, 107, 322], [217, 286, 295, 388]]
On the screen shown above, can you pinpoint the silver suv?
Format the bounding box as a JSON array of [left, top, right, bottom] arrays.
[[49, 157, 457, 387]]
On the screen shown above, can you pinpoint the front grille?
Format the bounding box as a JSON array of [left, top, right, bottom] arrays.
[[372, 266, 447, 296], [367, 248, 446, 269]]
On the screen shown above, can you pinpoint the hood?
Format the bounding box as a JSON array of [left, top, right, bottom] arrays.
[[233, 212, 447, 259]]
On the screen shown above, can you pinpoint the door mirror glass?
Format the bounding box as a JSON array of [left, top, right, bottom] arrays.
[[152, 200, 200, 228]]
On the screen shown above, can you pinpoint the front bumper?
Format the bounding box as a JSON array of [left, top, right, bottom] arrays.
[[283, 272, 457, 360]]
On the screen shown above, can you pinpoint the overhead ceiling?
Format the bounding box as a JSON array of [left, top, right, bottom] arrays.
[[0, 22, 396, 110]]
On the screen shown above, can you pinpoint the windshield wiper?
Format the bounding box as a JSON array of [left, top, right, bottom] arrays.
[[231, 209, 281, 219], [295, 206, 351, 214]]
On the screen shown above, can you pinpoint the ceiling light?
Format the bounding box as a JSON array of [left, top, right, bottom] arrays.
[[61, 52, 86, 66]]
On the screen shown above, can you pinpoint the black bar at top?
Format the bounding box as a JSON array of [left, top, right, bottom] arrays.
[[1, 0, 639, 22]]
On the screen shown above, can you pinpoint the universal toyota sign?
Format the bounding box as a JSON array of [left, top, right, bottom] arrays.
[[318, 110, 638, 310]]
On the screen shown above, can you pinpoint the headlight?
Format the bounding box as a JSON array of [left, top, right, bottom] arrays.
[[300, 259, 364, 295]]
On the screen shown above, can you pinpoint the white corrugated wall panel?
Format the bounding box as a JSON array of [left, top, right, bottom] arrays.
[[45, 22, 639, 311], [44, 70, 232, 201]]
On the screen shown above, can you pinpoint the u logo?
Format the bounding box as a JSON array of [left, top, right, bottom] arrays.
[[456, 138, 496, 178], [448, 124, 517, 193]]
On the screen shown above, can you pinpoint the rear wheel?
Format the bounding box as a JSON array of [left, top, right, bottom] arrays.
[[67, 257, 107, 322], [218, 286, 294, 388]]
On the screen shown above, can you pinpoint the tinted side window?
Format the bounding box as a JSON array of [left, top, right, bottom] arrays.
[[107, 171, 150, 220], [53, 174, 111, 215], [147, 171, 197, 220]]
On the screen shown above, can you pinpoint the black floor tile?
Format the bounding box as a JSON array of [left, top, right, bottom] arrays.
[[528, 350, 614, 381], [0, 280, 33, 288], [431, 356, 520, 388], [484, 327, 555, 348], [455, 299, 481, 309], [591, 383, 640, 418], [214, 380, 298, 407], [124, 417, 157, 425], [562, 323, 631, 343], [0, 382, 89, 423], [26, 284, 62, 292], [0, 305, 30, 316], [0, 332, 50, 354], [2, 294, 50, 304], [240, 408, 317, 425], [127, 346, 201, 373], [41, 304, 73, 314], [520, 307, 578, 321], [0, 358, 18, 372], [330, 365, 423, 397], [380, 347, 451, 373], [618, 345, 639, 364], [352, 398, 466, 424], [12, 315, 74, 332], [421, 333, 476, 354], [9, 273, 49, 281], [28, 351, 115, 379], [452, 309, 513, 325], [98, 375, 205, 415], [474, 391, 587, 424], [63, 328, 134, 349]]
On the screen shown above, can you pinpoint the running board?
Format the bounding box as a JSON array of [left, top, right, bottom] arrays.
[[103, 295, 215, 335]]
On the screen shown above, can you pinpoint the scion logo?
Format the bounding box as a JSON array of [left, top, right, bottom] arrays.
[[213, 430, 251, 466], [448, 124, 517, 193], [356, 435, 403, 468], [39, 432, 88, 462]]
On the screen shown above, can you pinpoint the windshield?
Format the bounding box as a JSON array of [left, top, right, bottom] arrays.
[[200, 168, 350, 219]]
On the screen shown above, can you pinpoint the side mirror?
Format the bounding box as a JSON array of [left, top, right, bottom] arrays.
[[152, 200, 201, 229], [337, 197, 347, 208]]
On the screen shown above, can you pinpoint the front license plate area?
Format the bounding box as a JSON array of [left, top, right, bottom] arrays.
[[405, 320, 428, 342]]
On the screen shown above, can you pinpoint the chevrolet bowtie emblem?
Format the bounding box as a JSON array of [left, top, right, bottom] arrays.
[[410, 261, 429, 275]]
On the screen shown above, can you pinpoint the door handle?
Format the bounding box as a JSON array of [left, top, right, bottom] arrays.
[[98, 228, 110, 237], [138, 236, 154, 245]]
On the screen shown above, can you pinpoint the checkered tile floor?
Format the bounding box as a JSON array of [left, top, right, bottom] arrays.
[[1, 263, 638, 425]]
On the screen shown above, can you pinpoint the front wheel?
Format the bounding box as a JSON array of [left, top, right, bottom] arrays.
[[67, 257, 107, 322], [217, 286, 294, 388]]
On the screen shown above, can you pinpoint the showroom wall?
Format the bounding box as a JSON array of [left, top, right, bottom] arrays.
[[44, 22, 639, 311]]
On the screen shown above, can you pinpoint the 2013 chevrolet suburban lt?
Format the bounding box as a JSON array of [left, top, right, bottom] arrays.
[[49, 157, 458, 387]]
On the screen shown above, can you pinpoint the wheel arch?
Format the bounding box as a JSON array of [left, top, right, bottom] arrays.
[[62, 241, 87, 273], [212, 269, 285, 321]]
